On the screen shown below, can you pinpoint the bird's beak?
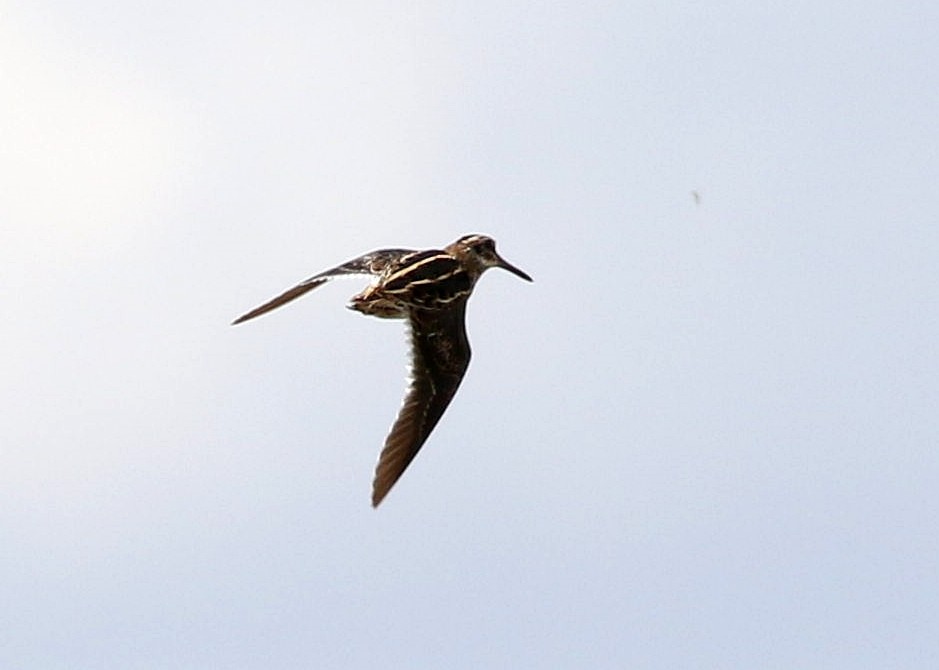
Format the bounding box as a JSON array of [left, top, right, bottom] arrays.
[[495, 254, 533, 282]]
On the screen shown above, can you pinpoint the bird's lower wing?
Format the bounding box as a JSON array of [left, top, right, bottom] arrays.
[[371, 303, 471, 506]]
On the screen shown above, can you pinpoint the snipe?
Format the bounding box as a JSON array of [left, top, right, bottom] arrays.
[[233, 234, 532, 506]]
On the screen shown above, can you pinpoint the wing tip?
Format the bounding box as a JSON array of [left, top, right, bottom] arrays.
[[371, 471, 396, 508], [230, 307, 267, 325], [230, 278, 330, 327]]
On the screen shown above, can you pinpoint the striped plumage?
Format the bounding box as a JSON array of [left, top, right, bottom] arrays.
[[233, 234, 532, 506]]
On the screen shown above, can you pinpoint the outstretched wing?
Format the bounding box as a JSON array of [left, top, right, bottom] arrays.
[[371, 302, 471, 507], [231, 277, 330, 324], [231, 249, 414, 325]]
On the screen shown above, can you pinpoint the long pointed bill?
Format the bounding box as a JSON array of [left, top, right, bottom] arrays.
[[495, 254, 533, 282]]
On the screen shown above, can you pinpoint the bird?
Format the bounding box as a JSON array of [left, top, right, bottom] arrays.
[[232, 234, 532, 507]]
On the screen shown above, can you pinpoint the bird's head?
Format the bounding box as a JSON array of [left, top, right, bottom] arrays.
[[448, 234, 533, 282]]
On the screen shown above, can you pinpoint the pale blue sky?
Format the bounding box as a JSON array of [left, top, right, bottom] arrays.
[[3, 1, 938, 667]]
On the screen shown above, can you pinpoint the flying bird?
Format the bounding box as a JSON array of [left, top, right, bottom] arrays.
[[233, 234, 532, 507]]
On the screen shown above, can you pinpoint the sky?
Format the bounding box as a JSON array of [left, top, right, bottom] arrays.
[[2, 1, 938, 667]]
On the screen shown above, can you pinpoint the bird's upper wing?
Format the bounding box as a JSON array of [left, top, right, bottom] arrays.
[[231, 277, 330, 324], [371, 302, 471, 507], [231, 249, 414, 325]]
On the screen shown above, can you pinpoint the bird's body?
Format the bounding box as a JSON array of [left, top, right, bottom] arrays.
[[233, 234, 531, 506]]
